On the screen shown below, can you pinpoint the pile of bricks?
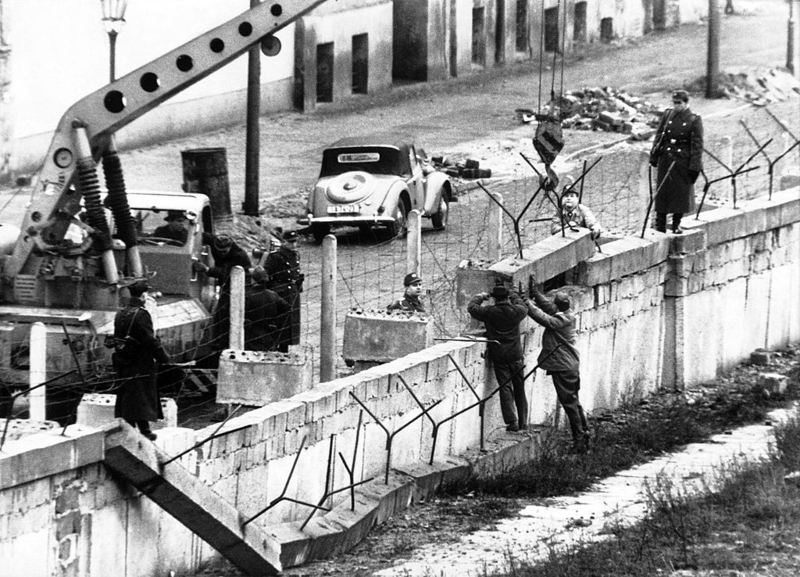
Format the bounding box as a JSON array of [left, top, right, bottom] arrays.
[[516, 86, 662, 140], [430, 156, 493, 179]]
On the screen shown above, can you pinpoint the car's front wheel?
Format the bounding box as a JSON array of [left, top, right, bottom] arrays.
[[311, 223, 331, 244], [431, 195, 449, 231], [388, 202, 408, 239]]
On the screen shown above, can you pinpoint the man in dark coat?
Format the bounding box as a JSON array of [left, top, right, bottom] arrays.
[[245, 267, 291, 352], [387, 272, 426, 313], [152, 210, 189, 245], [265, 230, 304, 353], [112, 279, 170, 440], [467, 285, 529, 432], [649, 89, 704, 234], [194, 233, 252, 357], [526, 284, 590, 452]]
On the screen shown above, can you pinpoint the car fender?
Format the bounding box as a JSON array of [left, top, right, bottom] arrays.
[[377, 179, 410, 215], [422, 172, 451, 216]]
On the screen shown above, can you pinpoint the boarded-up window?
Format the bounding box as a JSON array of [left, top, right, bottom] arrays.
[[316, 43, 334, 103], [544, 7, 559, 53], [352, 34, 368, 95], [574, 2, 587, 43]]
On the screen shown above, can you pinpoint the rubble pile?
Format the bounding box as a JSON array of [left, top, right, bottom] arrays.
[[697, 67, 800, 106], [515, 86, 662, 140], [429, 156, 492, 179]]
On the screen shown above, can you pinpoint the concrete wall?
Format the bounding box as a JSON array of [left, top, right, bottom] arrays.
[[1, 185, 798, 575]]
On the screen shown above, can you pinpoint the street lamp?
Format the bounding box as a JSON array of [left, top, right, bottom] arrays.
[[100, 0, 129, 82]]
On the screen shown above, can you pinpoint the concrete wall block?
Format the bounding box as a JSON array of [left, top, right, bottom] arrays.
[[759, 372, 789, 395], [594, 283, 611, 307], [217, 348, 314, 407], [518, 229, 594, 281], [265, 433, 286, 461], [668, 228, 706, 255], [455, 265, 502, 308], [342, 312, 433, 363], [0, 428, 105, 491], [575, 252, 611, 286], [751, 250, 771, 275]]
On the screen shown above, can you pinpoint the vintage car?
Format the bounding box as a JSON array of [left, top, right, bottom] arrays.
[[304, 135, 454, 243]]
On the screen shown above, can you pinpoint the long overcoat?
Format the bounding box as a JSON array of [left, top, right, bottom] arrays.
[[650, 107, 704, 214], [265, 245, 303, 347], [113, 297, 170, 422]]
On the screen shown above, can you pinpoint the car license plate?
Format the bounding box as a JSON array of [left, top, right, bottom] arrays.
[[327, 205, 358, 214]]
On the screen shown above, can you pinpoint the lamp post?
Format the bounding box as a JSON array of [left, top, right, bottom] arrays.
[[100, 0, 129, 82]]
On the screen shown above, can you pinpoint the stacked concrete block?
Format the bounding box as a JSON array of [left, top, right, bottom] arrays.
[[217, 347, 314, 407], [455, 260, 506, 307], [77, 393, 177, 430], [342, 309, 433, 364]]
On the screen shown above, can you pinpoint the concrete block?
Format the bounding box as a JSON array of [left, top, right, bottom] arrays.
[[668, 227, 706, 255], [759, 373, 789, 395], [779, 171, 800, 192], [455, 263, 504, 307], [575, 252, 612, 286], [0, 426, 105, 490], [519, 229, 594, 282], [217, 348, 313, 407], [342, 310, 433, 364], [76, 394, 177, 430]]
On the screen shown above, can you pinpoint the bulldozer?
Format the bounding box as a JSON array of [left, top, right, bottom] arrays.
[[0, 0, 326, 422]]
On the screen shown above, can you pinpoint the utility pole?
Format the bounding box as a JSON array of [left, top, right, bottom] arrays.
[[706, 0, 720, 98], [243, 0, 261, 216], [789, 0, 796, 74]]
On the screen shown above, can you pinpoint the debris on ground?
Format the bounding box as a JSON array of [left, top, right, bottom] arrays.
[[688, 66, 800, 106], [514, 86, 662, 140], [429, 156, 492, 179]]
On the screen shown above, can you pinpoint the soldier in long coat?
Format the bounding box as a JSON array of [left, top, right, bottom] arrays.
[[112, 279, 170, 440], [649, 90, 704, 234], [265, 231, 304, 353]]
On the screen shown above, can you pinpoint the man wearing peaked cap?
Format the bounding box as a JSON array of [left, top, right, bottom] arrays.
[[467, 283, 529, 432], [550, 176, 603, 240], [387, 272, 426, 313]]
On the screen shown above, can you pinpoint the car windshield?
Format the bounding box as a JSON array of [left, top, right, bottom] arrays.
[[319, 146, 409, 177]]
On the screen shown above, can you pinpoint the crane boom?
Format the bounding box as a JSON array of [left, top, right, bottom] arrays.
[[4, 0, 326, 280]]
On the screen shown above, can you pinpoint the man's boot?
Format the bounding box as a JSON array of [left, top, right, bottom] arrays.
[[672, 213, 684, 234], [653, 212, 667, 233]]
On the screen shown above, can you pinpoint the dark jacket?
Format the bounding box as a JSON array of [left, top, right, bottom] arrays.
[[201, 232, 252, 291], [113, 297, 170, 422], [467, 291, 528, 364], [265, 245, 303, 347], [650, 107, 704, 214], [387, 294, 426, 313], [244, 283, 291, 351], [526, 288, 579, 372], [152, 224, 188, 245]]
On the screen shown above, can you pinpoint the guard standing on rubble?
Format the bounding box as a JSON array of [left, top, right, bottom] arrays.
[[387, 272, 427, 313], [550, 176, 603, 239], [193, 233, 252, 359], [649, 90, 704, 234], [111, 279, 170, 441], [245, 266, 290, 352], [526, 279, 590, 452], [265, 230, 304, 353], [467, 284, 529, 432]]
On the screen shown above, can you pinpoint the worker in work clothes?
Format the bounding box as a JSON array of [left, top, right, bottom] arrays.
[[112, 279, 170, 441], [245, 266, 291, 352], [467, 285, 529, 432], [550, 176, 603, 239], [387, 272, 426, 313], [194, 233, 252, 358], [649, 90, 704, 234], [526, 282, 591, 452], [265, 230, 304, 353]]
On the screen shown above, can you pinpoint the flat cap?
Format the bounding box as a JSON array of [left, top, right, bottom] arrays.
[[491, 285, 509, 299]]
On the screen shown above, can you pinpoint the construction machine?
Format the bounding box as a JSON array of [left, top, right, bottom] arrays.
[[0, 0, 325, 421]]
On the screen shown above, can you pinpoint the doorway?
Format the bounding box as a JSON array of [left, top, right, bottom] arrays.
[[316, 42, 334, 103], [574, 2, 587, 43], [472, 7, 486, 66], [544, 7, 559, 53], [352, 34, 368, 94]]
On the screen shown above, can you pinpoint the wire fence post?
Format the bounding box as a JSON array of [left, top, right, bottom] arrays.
[[29, 322, 47, 421], [407, 209, 422, 276], [487, 192, 503, 262], [229, 265, 246, 350], [320, 235, 337, 383]]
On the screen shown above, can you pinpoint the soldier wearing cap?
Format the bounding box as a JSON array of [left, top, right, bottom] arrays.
[[194, 233, 252, 359], [153, 210, 189, 245], [265, 230, 304, 353], [649, 89, 704, 234], [467, 284, 529, 432], [245, 267, 291, 352], [387, 272, 427, 313], [527, 281, 590, 452], [112, 278, 170, 441], [550, 176, 603, 239]]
